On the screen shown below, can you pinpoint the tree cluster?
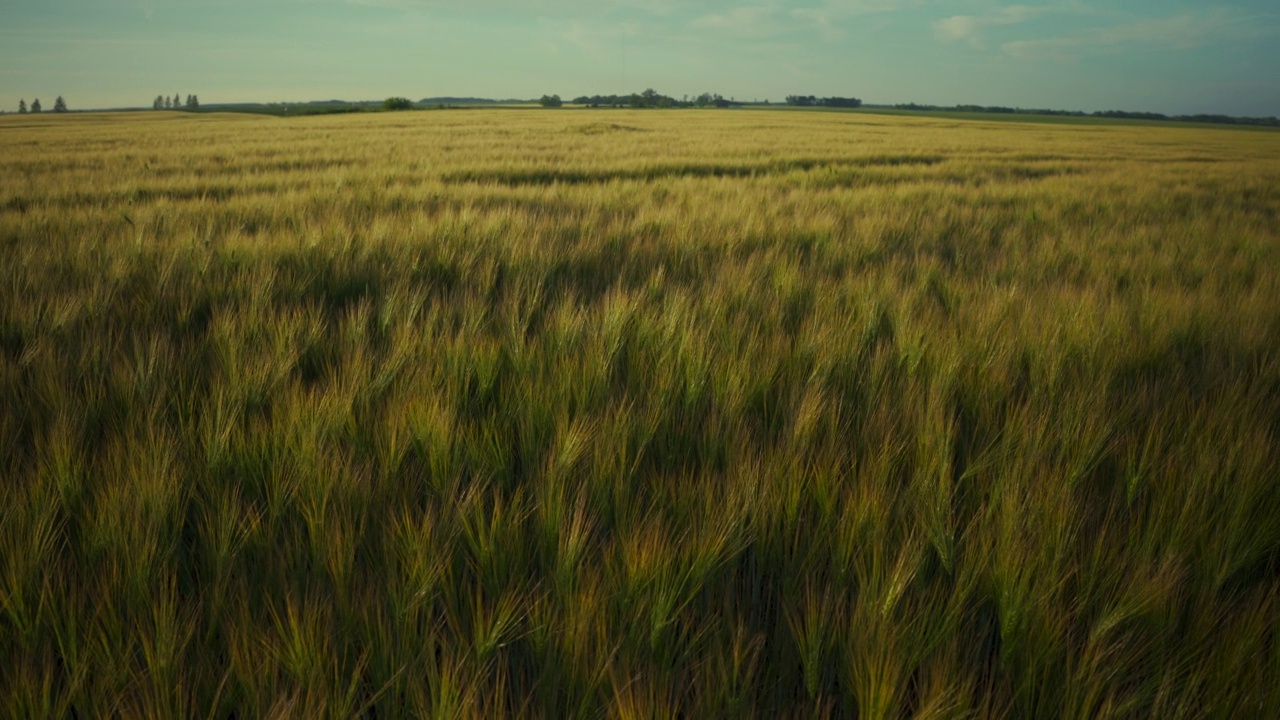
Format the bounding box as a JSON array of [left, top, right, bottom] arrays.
[[567, 89, 737, 109], [785, 95, 862, 108], [382, 97, 414, 111], [17, 98, 66, 113], [154, 93, 199, 110], [539, 94, 563, 108]]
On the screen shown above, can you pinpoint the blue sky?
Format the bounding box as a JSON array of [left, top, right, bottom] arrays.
[[2, 1, 1278, 115]]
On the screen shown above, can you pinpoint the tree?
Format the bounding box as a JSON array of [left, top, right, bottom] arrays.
[[538, 94, 562, 108], [164, 96, 172, 109], [54, 96, 67, 113], [31, 99, 41, 113], [383, 97, 413, 111], [154, 95, 165, 110], [186, 94, 199, 110], [173, 93, 181, 109], [18, 99, 27, 114], [786, 95, 862, 108]]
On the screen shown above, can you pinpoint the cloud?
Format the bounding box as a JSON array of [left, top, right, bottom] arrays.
[[1001, 8, 1278, 61], [691, 0, 918, 42], [557, 18, 646, 58], [321, 0, 920, 43], [691, 6, 784, 38], [335, 0, 674, 16], [934, 5, 1045, 49]]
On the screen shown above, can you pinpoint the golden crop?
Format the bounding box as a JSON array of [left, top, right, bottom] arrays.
[[2, 108, 1279, 717]]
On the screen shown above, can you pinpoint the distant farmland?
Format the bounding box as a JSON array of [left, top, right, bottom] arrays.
[[1, 108, 1278, 717]]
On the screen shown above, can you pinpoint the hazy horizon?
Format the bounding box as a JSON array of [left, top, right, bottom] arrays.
[[3, 1, 1279, 117]]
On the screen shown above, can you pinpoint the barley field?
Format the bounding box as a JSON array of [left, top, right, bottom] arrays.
[[1, 108, 1279, 718]]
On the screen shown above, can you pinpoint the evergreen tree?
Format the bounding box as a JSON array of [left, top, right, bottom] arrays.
[[30, 99, 41, 113], [154, 95, 165, 110], [165, 96, 172, 109], [187, 95, 200, 110], [18, 99, 27, 114], [173, 93, 181, 109], [54, 96, 67, 113]]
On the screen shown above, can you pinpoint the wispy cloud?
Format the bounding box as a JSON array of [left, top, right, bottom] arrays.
[[933, 5, 1049, 49], [556, 18, 646, 58], [691, 0, 918, 42], [1002, 7, 1278, 61], [334, 0, 675, 16], [691, 6, 783, 39]]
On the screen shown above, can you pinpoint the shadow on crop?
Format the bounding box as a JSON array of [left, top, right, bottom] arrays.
[[443, 155, 948, 186]]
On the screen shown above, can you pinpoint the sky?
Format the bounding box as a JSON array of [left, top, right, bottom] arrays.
[[2, 1, 1278, 116]]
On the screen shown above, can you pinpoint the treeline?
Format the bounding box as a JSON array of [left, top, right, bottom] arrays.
[[893, 102, 1083, 116], [1094, 110, 1280, 127], [891, 103, 1280, 128], [567, 89, 740, 108], [214, 101, 409, 117], [419, 97, 530, 105], [785, 96, 862, 108]]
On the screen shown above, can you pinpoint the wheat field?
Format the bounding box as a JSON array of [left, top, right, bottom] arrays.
[[1, 108, 1279, 718]]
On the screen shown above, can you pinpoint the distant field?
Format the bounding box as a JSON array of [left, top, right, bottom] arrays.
[[2, 109, 1279, 717]]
